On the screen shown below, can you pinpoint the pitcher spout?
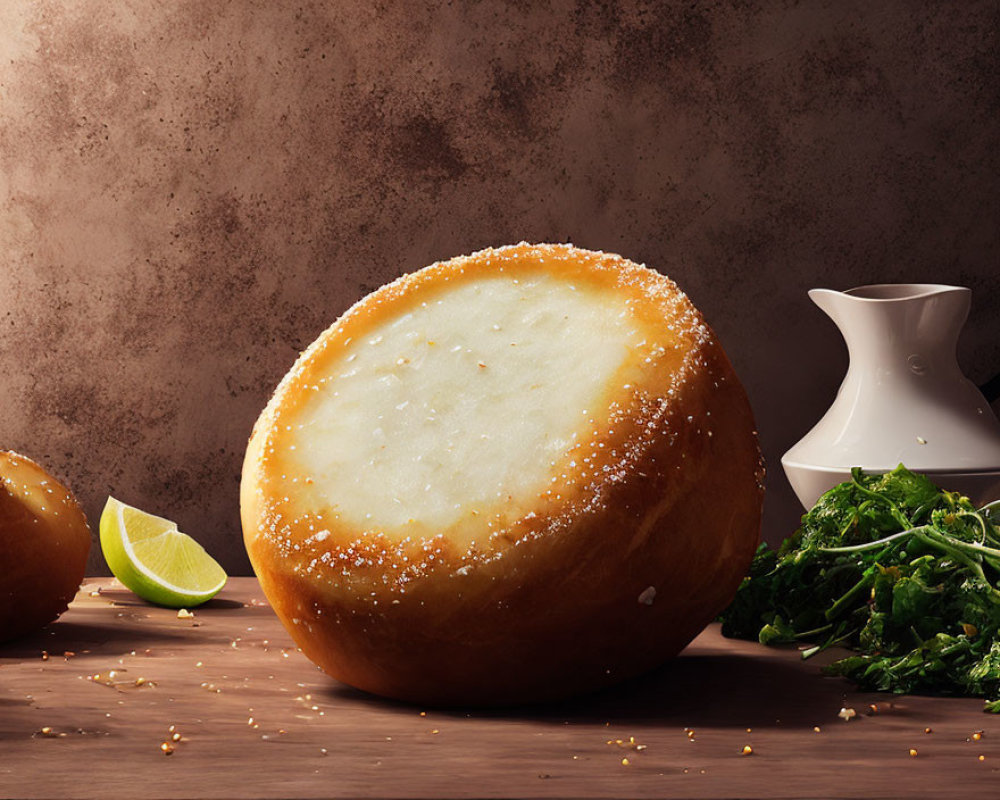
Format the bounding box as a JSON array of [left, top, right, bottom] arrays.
[[808, 283, 971, 357], [807, 288, 847, 326]]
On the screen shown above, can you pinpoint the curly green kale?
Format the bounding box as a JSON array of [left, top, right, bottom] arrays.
[[719, 465, 1000, 711]]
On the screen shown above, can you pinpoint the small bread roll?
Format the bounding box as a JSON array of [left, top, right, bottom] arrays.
[[242, 243, 763, 705], [0, 451, 91, 641]]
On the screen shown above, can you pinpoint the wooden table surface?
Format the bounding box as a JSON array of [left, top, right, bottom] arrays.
[[2, 577, 997, 799]]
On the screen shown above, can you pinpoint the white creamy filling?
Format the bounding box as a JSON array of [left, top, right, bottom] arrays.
[[288, 275, 641, 533]]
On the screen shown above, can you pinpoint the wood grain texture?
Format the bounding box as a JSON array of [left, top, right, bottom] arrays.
[[1, 578, 997, 799]]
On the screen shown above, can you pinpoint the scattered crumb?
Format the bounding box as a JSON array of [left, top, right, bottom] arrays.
[[606, 736, 645, 752]]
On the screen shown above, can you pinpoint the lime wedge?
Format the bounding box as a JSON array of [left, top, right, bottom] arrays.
[[99, 497, 227, 608]]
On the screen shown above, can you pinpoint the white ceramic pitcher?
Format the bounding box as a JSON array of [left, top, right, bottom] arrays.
[[782, 283, 1000, 509]]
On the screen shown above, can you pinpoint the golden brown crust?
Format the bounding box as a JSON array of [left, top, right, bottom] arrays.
[[242, 243, 763, 705], [0, 451, 92, 642]]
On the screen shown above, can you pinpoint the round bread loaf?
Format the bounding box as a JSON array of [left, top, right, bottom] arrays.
[[241, 243, 763, 705], [0, 451, 91, 642]]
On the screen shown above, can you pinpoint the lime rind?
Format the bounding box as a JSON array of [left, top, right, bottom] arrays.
[[100, 497, 227, 608]]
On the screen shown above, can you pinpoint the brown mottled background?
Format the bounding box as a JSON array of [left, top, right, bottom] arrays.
[[0, 1, 997, 575]]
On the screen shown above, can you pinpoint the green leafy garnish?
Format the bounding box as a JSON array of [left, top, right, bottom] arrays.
[[720, 465, 1000, 712]]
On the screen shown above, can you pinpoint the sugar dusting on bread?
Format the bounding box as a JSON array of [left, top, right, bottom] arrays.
[[241, 242, 763, 705]]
